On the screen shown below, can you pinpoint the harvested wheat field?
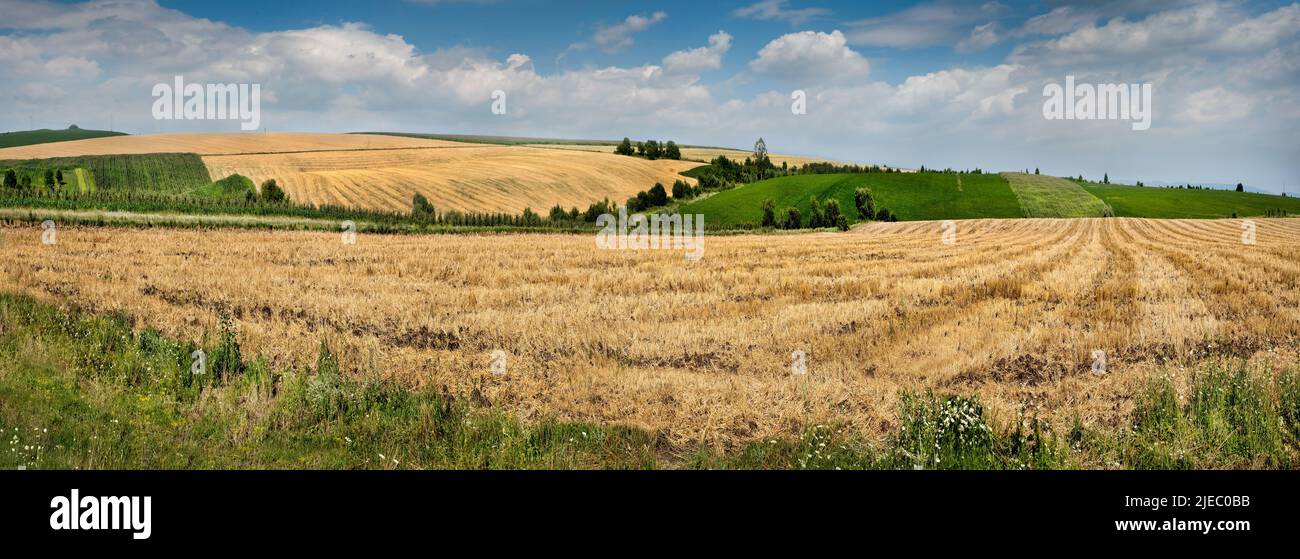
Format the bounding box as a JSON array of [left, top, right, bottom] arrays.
[[0, 132, 459, 158], [202, 145, 701, 214], [2, 218, 1298, 447], [524, 143, 857, 168], [0, 132, 702, 215]]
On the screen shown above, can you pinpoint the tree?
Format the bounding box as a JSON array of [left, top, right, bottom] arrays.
[[412, 193, 435, 218], [781, 207, 802, 229], [55, 169, 65, 186], [615, 137, 636, 156], [664, 141, 681, 160], [761, 199, 777, 227], [824, 199, 848, 231], [648, 183, 668, 206], [644, 140, 662, 160], [260, 179, 288, 203], [671, 180, 691, 199], [807, 196, 825, 228], [636, 142, 646, 157], [1103, 173, 1110, 184], [43, 169, 56, 189], [854, 188, 876, 220], [549, 204, 568, 221], [626, 196, 643, 213], [1236, 183, 1245, 192], [585, 198, 613, 222], [521, 207, 541, 226], [1034, 168, 1040, 175], [2, 169, 16, 190]]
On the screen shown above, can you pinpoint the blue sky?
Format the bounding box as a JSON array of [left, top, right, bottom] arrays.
[[3, 0, 1299, 191]]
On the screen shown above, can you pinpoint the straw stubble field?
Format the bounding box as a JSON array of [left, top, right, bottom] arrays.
[[1, 218, 1297, 447]]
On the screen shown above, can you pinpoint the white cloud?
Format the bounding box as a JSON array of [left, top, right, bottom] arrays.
[[750, 30, 870, 83], [956, 22, 999, 53], [592, 11, 667, 54], [1177, 87, 1254, 123], [731, 0, 830, 26], [663, 31, 732, 75], [845, 1, 1008, 49]]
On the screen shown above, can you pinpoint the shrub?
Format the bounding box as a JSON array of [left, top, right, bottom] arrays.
[[807, 196, 825, 228], [781, 207, 801, 229], [854, 188, 875, 220], [260, 179, 288, 203], [411, 193, 435, 218], [671, 180, 691, 199], [648, 183, 668, 207], [823, 199, 847, 231], [760, 199, 777, 228], [208, 311, 244, 380]]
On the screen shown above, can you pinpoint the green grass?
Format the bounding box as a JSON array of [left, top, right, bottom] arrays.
[[3, 292, 1294, 470], [0, 127, 126, 149], [1082, 183, 1300, 218], [682, 172, 1024, 225], [0, 153, 211, 193], [1003, 172, 1111, 218], [190, 174, 256, 201]]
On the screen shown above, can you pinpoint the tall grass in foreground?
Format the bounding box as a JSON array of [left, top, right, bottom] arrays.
[[0, 293, 1296, 470]]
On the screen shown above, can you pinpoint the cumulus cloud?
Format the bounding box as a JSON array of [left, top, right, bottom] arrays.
[[750, 30, 870, 83], [3, 0, 1298, 190], [663, 31, 732, 75], [731, 0, 831, 26]]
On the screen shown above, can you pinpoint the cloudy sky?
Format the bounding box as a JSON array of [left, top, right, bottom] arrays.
[[2, 0, 1298, 191]]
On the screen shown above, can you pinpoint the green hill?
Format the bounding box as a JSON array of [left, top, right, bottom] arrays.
[[0, 126, 127, 149], [1003, 172, 1111, 217], [681, 172, 1024, 225], [1082, 183, 1300, 218]]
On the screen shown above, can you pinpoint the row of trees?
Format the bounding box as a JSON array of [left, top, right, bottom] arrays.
[[614, 138, 682, 160], [626, 179, 698, 212], [3, 168, 65, 190]]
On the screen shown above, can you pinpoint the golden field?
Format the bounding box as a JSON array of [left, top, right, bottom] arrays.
[[0, 132, 704, 215], [2, 218, 1298, 447], [202, 144, 701, 214], [0, 132, 457, 157]]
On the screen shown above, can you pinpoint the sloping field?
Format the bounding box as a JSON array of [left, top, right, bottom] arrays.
[[0, 132, 458, 159], [4, 218, 1297, 445], [0, 132, 702, 214], [683, 172, 1024, 225], [0, 127, 127, 149], [1003, 172, 1111, 218], [1084, 183, 1300, 218], [523, 143, 854, 167], [203, 145, 701, 214]]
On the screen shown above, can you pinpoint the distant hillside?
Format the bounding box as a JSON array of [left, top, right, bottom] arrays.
[[682, 172, 1024, 225], [0, 126, 127, 149], [1082, 182, 1300, 218]]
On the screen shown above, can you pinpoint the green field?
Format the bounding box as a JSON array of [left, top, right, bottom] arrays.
[[1003, 172, 1111, 218], [1083, 183, 1300, 218], [0, 126, 126, 149], [0, 153, 211, 193], [682, 172, 1024, 225]]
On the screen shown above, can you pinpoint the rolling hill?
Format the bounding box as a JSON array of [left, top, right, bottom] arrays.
[[0, 126, 127, 149], [1083, 183, 1300, 218], [0, 132, 702, 214], [682, 172, 1024, 225]]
